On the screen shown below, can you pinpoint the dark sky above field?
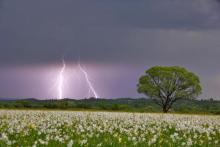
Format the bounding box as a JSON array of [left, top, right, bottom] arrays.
[[0, 0, 220, 99]]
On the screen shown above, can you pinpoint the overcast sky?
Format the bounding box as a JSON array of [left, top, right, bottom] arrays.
[[0, 0, 220, 99]]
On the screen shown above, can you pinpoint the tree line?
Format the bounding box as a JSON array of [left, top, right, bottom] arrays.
[[0, 98, 219, 114]]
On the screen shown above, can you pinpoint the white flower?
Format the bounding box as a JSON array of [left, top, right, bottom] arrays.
[[187, 138, 193, 146], [80, 139, 87, 145], [96, 143, 102, 147], [67, 140, 74, 147]]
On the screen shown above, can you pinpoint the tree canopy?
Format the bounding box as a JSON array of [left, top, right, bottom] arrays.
[[137, 66, 202, 113]]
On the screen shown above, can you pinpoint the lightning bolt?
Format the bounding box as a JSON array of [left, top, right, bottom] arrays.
[[57, 59, 66, 99], [78, 63, 99, 98]]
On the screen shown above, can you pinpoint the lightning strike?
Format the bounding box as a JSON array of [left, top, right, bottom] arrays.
[[57, 59, 66, 99], [78, 63, 99, 98]]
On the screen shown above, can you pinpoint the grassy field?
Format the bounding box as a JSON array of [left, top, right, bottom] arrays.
[[0, 110, 219, 147]]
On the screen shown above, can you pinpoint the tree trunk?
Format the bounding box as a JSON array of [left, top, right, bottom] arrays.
[[163, 109, 168, 113], [163, 105, 169, 113]]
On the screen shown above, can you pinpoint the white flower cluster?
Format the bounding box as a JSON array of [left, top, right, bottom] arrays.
[[0, 110, 219, 146]]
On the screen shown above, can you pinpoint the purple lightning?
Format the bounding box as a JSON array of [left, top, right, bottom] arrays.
[[78, 63, 99, 98], [57, 59, 66, 99]]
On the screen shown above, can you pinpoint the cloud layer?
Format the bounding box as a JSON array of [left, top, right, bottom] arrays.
[[0, 0, 220, 98]]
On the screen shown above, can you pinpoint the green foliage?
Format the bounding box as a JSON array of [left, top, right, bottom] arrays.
[[137, 66, 202, 112], [0, 98, 219, 114]]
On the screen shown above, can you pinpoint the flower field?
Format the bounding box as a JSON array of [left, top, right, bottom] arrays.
[[0, 110, 219, 147]]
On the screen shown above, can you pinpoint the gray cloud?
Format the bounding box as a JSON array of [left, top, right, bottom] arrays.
[[0, 0, 220, 98], [0, 0, 220, 66]]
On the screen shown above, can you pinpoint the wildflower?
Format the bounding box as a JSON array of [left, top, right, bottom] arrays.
[[67, 140, 73, 147]]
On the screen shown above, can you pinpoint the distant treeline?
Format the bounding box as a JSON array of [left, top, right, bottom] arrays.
[[0, 98, 219, 114]]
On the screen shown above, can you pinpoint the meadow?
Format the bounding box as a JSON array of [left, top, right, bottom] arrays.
[[0, 110, 219, 147]]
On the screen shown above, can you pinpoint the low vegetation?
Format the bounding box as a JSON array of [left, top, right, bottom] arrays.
[[0, 98, 219, 114]]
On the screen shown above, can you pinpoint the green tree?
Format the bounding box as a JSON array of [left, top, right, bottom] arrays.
[[137, 66, 202, 113]]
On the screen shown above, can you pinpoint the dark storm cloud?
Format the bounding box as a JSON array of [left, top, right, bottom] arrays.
[[0, 0, 3, 7], [0, 0, 220, 98], [0, 0, 220, 66]]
